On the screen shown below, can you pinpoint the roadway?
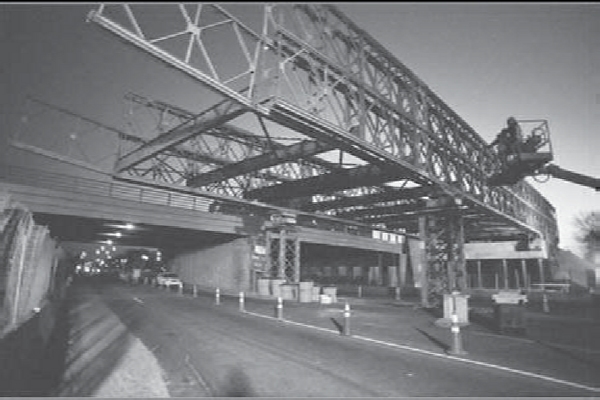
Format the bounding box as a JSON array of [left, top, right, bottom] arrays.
[[73, 281, 598, 397]]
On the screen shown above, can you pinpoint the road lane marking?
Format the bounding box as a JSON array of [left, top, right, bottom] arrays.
[[132, 297, 144, 304], [534, 340, 600, 355], [243, 311, 338, 334], [471, 330, 600, 354], [243, 310, 600, 394], [353, 335, 600, 393], [184, 354, 212, 396]]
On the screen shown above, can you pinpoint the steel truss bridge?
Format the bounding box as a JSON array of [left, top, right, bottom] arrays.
[[13, 4, 559, 306]]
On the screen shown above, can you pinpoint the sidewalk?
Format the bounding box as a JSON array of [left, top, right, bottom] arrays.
[[202, 287, 600, 391], [54, 283, 169, 397]]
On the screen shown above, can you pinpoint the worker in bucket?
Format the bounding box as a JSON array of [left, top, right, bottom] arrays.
[[488, 117, 523, 162]]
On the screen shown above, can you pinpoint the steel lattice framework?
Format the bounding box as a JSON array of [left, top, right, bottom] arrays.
[[419, 213, 467, 307], [87, 4, 558, 253]]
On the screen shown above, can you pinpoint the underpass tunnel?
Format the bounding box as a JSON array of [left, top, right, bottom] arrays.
[[300, 243, 410, 288]]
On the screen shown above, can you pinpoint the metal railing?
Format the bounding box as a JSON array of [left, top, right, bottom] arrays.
[[0, 164, 409, 244], [0, 164, 212, 213]]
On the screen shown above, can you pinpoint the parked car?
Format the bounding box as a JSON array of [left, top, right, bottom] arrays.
[[155, 272, 183, 289]]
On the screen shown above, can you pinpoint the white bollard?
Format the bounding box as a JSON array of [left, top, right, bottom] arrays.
[[275, 297, 283, 320], [542, 292, 550, 313], [449, 313, 466, 355], [342, 301, 351, 336], [215, 287, 221, 305], [239, 291, 245, 312]]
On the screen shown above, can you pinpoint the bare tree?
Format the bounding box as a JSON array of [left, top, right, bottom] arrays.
[[574, 211, 600, 262]]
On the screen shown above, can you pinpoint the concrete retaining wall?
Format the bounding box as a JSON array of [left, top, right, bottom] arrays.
[[169, 238, 252, 292]]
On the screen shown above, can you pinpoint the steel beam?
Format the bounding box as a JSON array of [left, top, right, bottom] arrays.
[[336, 200, 424, 220], [188, 139, 334, 187], [245, 164, 412, 201], [305, 185, 438, 212]]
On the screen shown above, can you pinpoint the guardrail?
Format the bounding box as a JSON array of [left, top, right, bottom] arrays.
[[0, 164, 409, 244], [0, 164, 213, 212]]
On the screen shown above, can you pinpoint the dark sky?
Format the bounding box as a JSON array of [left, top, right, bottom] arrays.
[[2, 3, 599, 254]]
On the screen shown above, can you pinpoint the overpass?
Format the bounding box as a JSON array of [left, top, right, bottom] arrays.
[[0, 164, 409, 292], [6, 4, 559, 308]]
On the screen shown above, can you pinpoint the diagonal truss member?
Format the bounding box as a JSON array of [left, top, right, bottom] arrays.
[[116, 98, 246, 173]]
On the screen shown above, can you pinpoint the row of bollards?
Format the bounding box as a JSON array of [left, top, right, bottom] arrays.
[[183, 285, 469, 354], [211, 288, 353, 336]]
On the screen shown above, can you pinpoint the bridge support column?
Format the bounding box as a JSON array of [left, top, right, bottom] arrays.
[[502, 259, 509, 289], [477, 260, 483, 289], [419, 211, 466, 308], [521, 259, 528, 290], [267, 227, 300, 282]]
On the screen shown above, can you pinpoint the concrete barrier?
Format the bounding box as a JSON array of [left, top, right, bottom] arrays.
[[322, 287, 337, 303], [257, 278, 270, 296], [299, 281, 314, 303]]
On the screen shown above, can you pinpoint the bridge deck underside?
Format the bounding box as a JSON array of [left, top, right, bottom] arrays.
[[1, 178, 402, 254]]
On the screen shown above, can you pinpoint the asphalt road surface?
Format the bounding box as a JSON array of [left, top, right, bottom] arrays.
[[95, 283, 595, 397]]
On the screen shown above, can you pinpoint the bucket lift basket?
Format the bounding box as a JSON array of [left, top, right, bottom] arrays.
[[487, 120, 553, 186]]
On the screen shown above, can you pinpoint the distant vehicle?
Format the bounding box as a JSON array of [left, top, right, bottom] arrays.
[[155, 272, 183, 289]]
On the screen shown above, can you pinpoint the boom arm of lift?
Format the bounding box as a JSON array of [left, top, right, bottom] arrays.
[[487, 119, 599, 191], [538, 164, 600, 191]]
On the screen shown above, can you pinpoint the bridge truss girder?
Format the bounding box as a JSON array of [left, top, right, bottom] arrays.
[[85, 3, 560, 301], [121, 93, 338, 197]]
